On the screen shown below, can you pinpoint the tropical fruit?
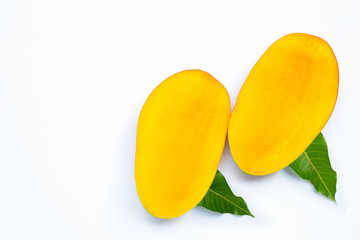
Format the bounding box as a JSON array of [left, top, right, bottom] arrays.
[[135, 69, 231, 218], [228, 33, 339, 176]]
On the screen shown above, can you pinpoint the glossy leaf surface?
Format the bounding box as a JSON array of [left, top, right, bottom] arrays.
[[197, 170, 253, 217], [289, 133, 337, 201]]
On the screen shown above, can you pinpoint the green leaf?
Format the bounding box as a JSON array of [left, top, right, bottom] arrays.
[[289, 133, 337, 201], [197, 170, 254, 217]]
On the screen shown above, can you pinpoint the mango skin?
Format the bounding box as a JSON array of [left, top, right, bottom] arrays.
[[228, 33, 339, 176], [135, 70, 230, 218]]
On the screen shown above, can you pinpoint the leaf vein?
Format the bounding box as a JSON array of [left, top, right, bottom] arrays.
[[208, 188, 251, 216], [303, 151, 335, 200]]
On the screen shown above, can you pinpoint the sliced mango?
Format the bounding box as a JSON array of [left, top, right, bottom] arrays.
[[135, 69, 230, 218], [228, 33, 339, 176]]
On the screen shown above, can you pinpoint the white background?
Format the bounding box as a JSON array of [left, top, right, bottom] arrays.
[[1, 0, 360, 239]]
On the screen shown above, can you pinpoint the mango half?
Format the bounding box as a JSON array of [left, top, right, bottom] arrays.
[[135, 70, 230, 218], [228, 33, 339, 176]]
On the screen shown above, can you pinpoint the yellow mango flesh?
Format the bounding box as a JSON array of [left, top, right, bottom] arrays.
[[228, 33, 339, 176], [135, 70, 230, 218]]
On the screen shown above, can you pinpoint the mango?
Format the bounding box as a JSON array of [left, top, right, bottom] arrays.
[[135, 69, 231, 218], [228, 33, 339, 176]]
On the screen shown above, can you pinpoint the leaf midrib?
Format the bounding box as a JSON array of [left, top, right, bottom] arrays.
[[208, 188, 253, 216], [303, 151, 335, 201]]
